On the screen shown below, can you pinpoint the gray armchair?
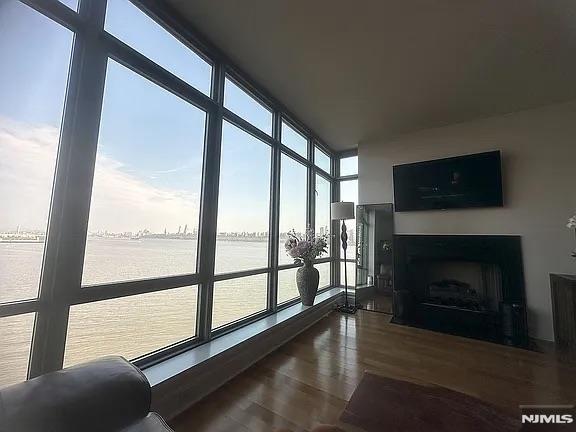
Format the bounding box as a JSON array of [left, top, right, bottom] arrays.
[[0, 356, 173, 432]]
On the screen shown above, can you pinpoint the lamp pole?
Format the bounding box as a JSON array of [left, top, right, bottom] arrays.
[[341, 219, 349, 307], [331, 201, 357, 314], [337, 218, 358, 314]]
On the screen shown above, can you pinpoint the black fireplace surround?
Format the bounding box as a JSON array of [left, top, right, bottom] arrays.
[[393, 235, 528, 347]]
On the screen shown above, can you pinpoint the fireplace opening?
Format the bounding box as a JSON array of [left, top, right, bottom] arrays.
[[410, 260, 502, 313], [393, 235, 528, 347]]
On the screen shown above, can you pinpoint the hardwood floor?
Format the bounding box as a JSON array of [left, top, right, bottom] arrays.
[[360, 292, 392, 314], [171, 310, 576, 432]]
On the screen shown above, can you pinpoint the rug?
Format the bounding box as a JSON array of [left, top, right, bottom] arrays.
[[340, 373, 520, 432]]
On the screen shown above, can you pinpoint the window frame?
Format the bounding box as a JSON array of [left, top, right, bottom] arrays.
[[314, 143, 333, 176], [335, 149, 359, 288], [280, 116, 309, 160], [80, 56, 210, 287], [103, 0, 215, 97], [277, 150, 308, 267], [0, 0, 338, 382], [223, 73, 274, 136]]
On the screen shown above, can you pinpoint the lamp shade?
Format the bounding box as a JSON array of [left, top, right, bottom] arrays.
[[331, 201, 355, 220]]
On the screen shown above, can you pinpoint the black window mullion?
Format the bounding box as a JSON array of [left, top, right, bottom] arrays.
[[196, 61, 225, 342], [268, 112, 282, 311], [0, 300, 39, 319], [28, 0, 109, 379], [333, 166, 342, 288], [73, 274, 202, 305], [21, 0, 82, 32], [102, 32, 216, 114]]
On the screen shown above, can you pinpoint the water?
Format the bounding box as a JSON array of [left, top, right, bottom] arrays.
[[0, 239, 331, 387]]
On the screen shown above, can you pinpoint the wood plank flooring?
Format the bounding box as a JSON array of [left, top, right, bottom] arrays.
[[171, 310, 576, 432], [360, 293, 392, 314]]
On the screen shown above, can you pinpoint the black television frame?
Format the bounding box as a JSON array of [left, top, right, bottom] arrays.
[[392, 151, 503, 212]]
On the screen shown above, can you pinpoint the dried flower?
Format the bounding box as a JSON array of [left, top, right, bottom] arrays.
[[284, 227, 328, 265]]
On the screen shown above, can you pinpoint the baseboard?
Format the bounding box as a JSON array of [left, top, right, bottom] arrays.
[[150, 292, 342, 420], [355, 286, 375, 303], [529, 337, 555, 354]]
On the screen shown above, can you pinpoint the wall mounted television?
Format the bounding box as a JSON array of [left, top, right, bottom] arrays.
[[393, 151, 503, 211]]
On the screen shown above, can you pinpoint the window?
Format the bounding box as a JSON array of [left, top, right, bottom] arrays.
[[82, 60, 206, 286], [340, 261, 356, 288], [279, 155, 307, 265], [281, 120, 307, 158], [315, 175, 331, 252], [314, 146, 331, 173], [64, 286, 198, 366], [215, 121, 271, 274], [339, 179, 358, 255], [212, 274, 268, 329], [0, 2, 73, 303], [0, 314, 35, 388], [317, 262, 331, 289], [340, 155, 358, 176], [59, 0, 79, 11], [277, 267, 299, 304], [105, 0, 212, 95], [224, 77, 273, 135], [0, 0, 338, 385]]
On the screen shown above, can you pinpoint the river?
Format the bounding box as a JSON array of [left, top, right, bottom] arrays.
[[0, 238, 331, 387]]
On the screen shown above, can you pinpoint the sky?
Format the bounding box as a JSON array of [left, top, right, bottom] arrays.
[[0, 0, 325, 235]]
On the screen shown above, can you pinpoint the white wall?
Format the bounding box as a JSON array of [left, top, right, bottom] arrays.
[[359, 100, 576, 341]]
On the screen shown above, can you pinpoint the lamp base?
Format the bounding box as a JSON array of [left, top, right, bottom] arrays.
[[336, 303, 359, 314]]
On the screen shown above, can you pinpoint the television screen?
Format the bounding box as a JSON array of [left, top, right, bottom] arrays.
[[393, 151, 503, 211]]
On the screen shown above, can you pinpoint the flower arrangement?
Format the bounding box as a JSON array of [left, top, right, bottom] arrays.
[[568, 214, 576, 258], [285, 228, 328, 265]]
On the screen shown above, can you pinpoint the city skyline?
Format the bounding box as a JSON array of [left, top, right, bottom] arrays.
[[0, 223, 326, 238]]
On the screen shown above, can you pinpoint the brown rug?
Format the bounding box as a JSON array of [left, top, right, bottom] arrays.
[[340, 373, 520, 432]]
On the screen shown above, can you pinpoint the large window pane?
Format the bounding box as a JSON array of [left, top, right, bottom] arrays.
[[64, 286, 198, 366], [317, 262, 331, 289], [315, 175, 331, 253], [82, 60, 206, 286], [281, 120, 307, 158], [314, 146, 331, 173], [340, 179, 358, 255], [340, 261, 357, 288], [277, 267, 299, 305], [215, 121, 271, 274], [279, 155, 307, 265], [212, 274, 268, 329], [58, 0, 78, 11], [105, 0, 212, 95], [340, 156, 358, 176], [0, 3, 73, 303], [224, 78, 273, 135], [0, 313, 35, 388]]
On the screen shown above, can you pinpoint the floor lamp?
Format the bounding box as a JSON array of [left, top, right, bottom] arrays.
[[331, 201, 357, 314]]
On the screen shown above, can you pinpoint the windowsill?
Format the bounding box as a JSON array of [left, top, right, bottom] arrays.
[[144, 287, 344, 387]]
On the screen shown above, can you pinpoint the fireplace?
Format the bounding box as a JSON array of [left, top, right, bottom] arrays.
[[393, 235, 528, 347]]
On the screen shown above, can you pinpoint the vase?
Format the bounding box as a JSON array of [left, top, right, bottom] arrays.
[[296, 261, 320, 306]]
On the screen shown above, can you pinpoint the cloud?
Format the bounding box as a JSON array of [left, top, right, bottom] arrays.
[[0, 117, 200, 233], [0, 118, 58, 231], [89, 153, 200, 233], [0, 117, 312, 235]]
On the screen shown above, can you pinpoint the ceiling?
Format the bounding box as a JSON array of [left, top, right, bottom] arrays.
[[167, 0, 576, 151]]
